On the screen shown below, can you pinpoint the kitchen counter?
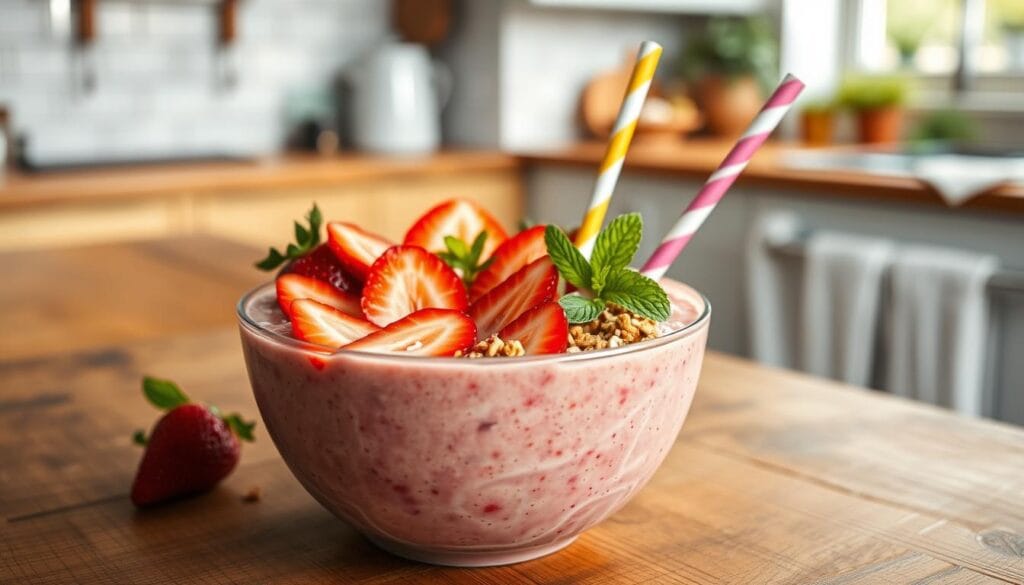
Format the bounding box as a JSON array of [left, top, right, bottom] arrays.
[[0, 151, 520, 211], [3, 236, 1023, 583], [521, 140, 1024, 214]]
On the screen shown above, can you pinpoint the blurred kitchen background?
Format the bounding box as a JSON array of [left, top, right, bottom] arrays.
[[1, 0, 1022, 423]]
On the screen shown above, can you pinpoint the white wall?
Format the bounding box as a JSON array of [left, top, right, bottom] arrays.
[[0, 0, 388, 162], [442, 0, 694, 150]]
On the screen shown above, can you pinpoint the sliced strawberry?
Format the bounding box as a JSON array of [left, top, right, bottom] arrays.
[[327, 222, 395, 281], [404, 199, 509, 259], [291, 299, 379, 349], [499, 301, 569, 355], [469, 225, 548, 301], [276, 273, 362, 318], [468, 256, 558, 340], [344, 309, 476, 356], [279, 243, 360, 294], [361, 245, 468, 327]]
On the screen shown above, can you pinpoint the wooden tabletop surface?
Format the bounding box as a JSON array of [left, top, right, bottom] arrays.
[[521, 141, 1024, 215], [3, 237, 1024, 584]]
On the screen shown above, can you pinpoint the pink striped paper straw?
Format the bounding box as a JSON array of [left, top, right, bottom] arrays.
[[639, 74, 805, 280]]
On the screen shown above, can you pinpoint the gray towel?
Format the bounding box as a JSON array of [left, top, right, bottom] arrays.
[[884, 246, 999, 416], [801, 231, 894, 387]]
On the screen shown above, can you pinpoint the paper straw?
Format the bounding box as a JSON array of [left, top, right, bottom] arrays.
[[639, 73, 805, 280], [574, 41, 663, 259]]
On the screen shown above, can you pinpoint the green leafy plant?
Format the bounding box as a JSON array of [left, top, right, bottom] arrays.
[[678, 16, 778, 90], [255, 203, 323, 270], [437, 231, 493, 288], [133, 377, 255, 445], [911, 109, 976, 144], [544, 213, 670, 324], [837, 75, 910, 111]]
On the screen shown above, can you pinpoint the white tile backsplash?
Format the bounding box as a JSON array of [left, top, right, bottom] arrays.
[[0, 0, 388, 163]]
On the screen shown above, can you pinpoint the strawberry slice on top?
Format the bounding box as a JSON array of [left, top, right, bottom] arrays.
[[277, 273, 362, 319], [469, 224, 548, 301], [361, 245, 469, 327], [404, 199, 509, 260], [468, 256, 558, 340], [344, 309, 476, 356], [291, 299, 379, 349], [326, 222, 395, 281], [499, 301, 569, 355]]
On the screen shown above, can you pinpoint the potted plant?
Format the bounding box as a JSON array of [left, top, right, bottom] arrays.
[[678, 17, 778, 138], [837, 75, 910, 144], [799, 100, 838, 147]]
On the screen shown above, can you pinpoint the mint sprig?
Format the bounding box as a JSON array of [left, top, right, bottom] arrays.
[[255, 203, 323, 270], [437, 231, 494, 287], [544, 213, 670, 323]]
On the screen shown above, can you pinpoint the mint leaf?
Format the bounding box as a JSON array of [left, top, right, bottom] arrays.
[[602, 269, 671, 321], [255, 203, 322, 271], [591, 265, 610, 296], [592, 212, 642, 275], [559, 294, 604, 323], [223, 413, 257, 442], [142, 376, 190, 411], [469, 231, 487, 263], [132, 429, 147, 446], [544, 225, 592, 290]]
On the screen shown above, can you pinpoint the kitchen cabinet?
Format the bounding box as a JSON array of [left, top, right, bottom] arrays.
[[0, 152, 523, 251]]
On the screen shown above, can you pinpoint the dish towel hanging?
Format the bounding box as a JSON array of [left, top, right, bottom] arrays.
[[801, 231, 894, 387], [745, 211, 802, 368], [883, 245, 999, 416]]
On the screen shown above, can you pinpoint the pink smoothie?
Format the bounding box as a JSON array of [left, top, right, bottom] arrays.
[[237, 279, 709, 566]]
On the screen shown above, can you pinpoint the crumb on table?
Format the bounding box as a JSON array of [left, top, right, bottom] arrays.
[[567, 303, 660, 352], [456, 335, 526, 358], [242, 486, 261, 503]]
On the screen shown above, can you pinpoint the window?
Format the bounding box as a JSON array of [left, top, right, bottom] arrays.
[[853, 0, 1024, 91]]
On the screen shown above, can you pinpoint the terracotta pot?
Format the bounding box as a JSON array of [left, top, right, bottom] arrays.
[[696, 75, 764, 138], [856, 107, 904, 144], [800, 111, 835, 147]]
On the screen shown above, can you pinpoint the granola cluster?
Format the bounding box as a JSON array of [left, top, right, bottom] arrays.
[[567, 303, 659, 352], [455, 335, 526, 358]]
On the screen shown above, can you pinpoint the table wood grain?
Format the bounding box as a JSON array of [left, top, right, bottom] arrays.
[[3, 237, 1023, 584]]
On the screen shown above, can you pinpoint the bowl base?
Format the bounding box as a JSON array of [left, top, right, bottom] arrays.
[[366, 535, 579, 567]]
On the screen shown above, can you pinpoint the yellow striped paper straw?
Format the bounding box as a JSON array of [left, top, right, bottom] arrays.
[[573, 41, 662, 259]]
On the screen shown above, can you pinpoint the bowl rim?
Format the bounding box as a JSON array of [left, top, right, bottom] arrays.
[[236, 281, 710, 365]]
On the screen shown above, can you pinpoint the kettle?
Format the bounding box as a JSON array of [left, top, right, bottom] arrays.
[[346, 42, 451, 155]]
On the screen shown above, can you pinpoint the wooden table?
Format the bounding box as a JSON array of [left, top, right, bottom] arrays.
[[3, 237, 1024, 584]]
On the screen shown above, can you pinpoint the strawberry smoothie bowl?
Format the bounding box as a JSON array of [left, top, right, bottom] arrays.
[[236, 200, 710, 566]]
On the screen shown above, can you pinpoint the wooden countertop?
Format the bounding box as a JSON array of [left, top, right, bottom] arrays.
[[522, 140, 1024, 215], [0, 151, 520, 211], [4, 237, 1024, 583]]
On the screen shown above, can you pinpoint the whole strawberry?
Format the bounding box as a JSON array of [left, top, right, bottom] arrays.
[[131, 377, 255, 508], [255, 203, 359, 294]]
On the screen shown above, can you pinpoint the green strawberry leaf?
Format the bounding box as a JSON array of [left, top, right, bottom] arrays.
[[132, 429, 147, 446], [255, 203, 323, 271], [438, 231, 491, 288], [544, 225, 592, 290], [142, 376, 190, 411], [591, 212, 642, 275], [602, 269, 671, 322], [223, 413, 257, 442], [558, 294, 604, 323]]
